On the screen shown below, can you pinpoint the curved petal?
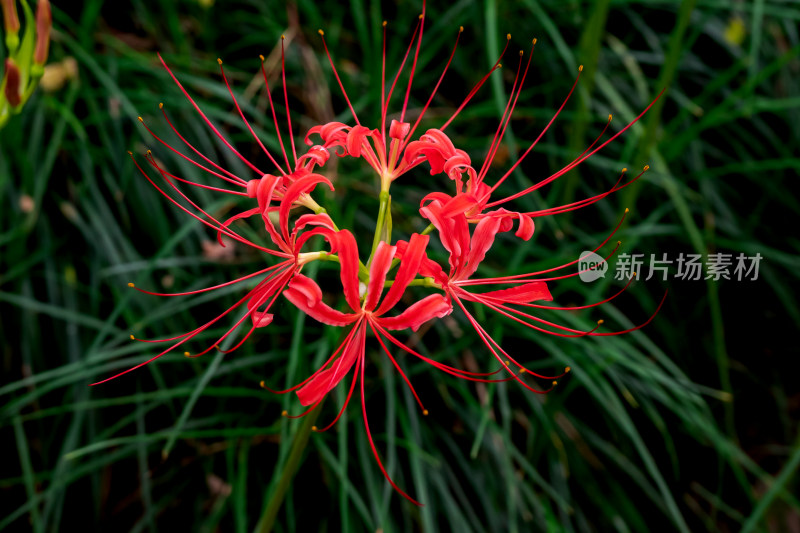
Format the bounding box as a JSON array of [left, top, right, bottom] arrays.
[[279, 173, 334, 244], [331, 230, 362, 312], [389, 120, 410, 141], [515, 212, 535, 240], [364, 241, 396, 312], [461, 216, 506, 279], [379, 294, 452, 331], [283, 274, 357, 327], [296, 321, 365, 406], [376, 233, 429, 316], [473, 282, 552, 304], [394, 239, 446, 283]]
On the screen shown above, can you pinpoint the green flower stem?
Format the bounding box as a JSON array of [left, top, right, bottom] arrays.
[[384, 276, 441, 290], [255, 401, 324, 533], [368, 190, 392, 266], [311, 203, 370, 281]]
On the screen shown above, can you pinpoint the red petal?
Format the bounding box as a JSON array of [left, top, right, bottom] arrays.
[[389, 120, 410, 140], [376, 233, 429, 316], [379, 294, 452, 331], [283, 274, 357, 327], [297, 321, 365, 406], [477, 282, 552, 303], [331, 230, 362, 312], [364, 241, 395, 311]]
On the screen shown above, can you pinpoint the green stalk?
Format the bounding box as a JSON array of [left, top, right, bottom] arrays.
[[620, 0, 696, 209], [560, 0, 612, 207], [255, 402, 324, 533], [368, 190, 392, 266]]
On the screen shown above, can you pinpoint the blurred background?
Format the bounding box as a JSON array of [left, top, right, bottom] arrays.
[[1, 0, 799, 531]]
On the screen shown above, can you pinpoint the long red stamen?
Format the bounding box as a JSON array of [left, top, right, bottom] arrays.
[[259, 53, 292, 172], [477, 45, 530, 184], [157, 53, 266, 176], [139, 111, 247, 188], [259, 319, 363, 395], [143, 152, 288, 257], [91, 269, 286, 385], [129, 264, 284, 297], [374, 323, 519, 383], [440, 34, 510, 132], [488, 88, 666, 207], [360, 347, 422, 506], [318, 30, 360, 125], [381, 21, 387, 143], [141, 149, 247, 196], [459, 210, 628, 285], [217, 58, 289, 175], [451, 294, 556, 393], [280, 37, 299, 167], [312, 356, 361, 433], [369, 319, 426, 412], [131, 153, 282, 256], [399, 26, 463, 155], [399, 12, 426, 123], [382, 17, 422, 140]]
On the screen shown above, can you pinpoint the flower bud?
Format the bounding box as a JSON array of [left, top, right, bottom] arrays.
[[1, 0, 19, 33], [1, 0, 20, 51], [4, 58, 21, 107], [34, 0, 51, 65]]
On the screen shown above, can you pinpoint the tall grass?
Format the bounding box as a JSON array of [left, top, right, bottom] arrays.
[[2, 0, 799, 531]]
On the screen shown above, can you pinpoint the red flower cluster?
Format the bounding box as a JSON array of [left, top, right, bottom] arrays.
[[98, 3, 664, 504]]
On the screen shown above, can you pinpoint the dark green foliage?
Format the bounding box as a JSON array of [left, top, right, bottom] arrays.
[[1, 0, 798, 531]]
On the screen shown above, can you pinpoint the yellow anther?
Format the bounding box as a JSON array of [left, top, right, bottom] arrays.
[[259, 54, 265, 61], [498, 63, 502, 68], [137, 116, 143, 122], [552, 380, 558, 386], [281, 34, 285, 40], [632, 272, 637, 277], [146, 149, 152, 155], [423, 409, 429, 416], [532, 38, 537, 45], [597, 319, 604, 325], [579, 64, 584, 71], [617, 240, 622, 245], [608, 114, 613, 121], [126, 151, 133, 155], [127, 282, 135, 288], [311, 425, 318, 431], [625, 208, 630, 213], [259, 380, 266, 388], [158, 102, 163, 109], [506, 33, 511, 40], [622, 167, 627, 173], [565, 366, 572, 373], [184, 351, 191, 357], [130, 334, 135, 340], [382, 20, 387, 27], [419, 13, 424, 20], [643, 164, 650, 171], [520, 368, 527, 374], [317, 29, 323, 36], [281, 410, 288, 416], [217, 58, 222, 65], [519, 50, 524, 56], [459, 26, 464, 33]]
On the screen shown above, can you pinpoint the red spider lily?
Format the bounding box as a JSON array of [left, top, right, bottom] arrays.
[[95, 0, 668, 508], [412, 203, 666, 387], [91, 168, 344, 386], [306, 2, 511, 191]]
